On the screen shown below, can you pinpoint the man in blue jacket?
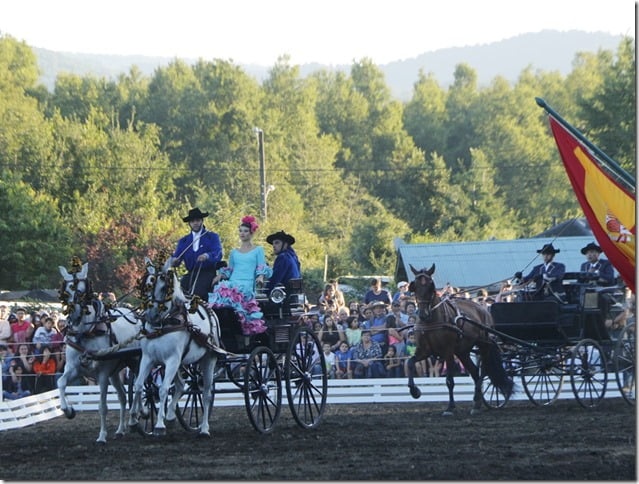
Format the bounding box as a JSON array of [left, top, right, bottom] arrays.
[[579, 242, 615, 286], [514, 243, 566, 301], [172, 207, 223, 300], [266, 230, 301, 293]]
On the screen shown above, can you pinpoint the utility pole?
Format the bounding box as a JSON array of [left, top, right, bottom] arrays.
[[254, 127, 267, 221]]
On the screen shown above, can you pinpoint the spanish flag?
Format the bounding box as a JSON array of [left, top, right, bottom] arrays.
[[547, 116, 635, 293]]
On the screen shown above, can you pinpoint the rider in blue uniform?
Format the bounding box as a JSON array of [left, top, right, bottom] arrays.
[[172, 207, 223, 300], [265, 230, 301, 293], [579, 242, 615, 286]]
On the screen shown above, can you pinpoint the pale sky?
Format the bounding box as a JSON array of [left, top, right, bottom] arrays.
[[0, 0, 635, 65]]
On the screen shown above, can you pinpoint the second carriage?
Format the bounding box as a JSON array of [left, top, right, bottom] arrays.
[[480, 272, 635, 409]]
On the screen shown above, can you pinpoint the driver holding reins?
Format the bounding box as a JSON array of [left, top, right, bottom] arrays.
[[172, 207, 223, 300], [514, 243, 566, 301]]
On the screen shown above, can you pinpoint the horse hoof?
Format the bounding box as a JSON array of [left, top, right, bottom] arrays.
[[197, 431, 211, 439], [64, 407, 76, 419], [114, 432, 125, 439], [409, 386, 422, 399], [165, 418, 176, 429], [95, 440, 107, 446], [153, 428, 167, 437]]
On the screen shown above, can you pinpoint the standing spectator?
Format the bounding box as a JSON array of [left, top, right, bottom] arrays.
[[392, 281, 411, 304], [363, 278, 392, 306], [0, 305, 11, 345], [348, 301, 360, 317], [344, 317, 362, 347], [318, 315, 345, 352], [351, 330, 386, 378], [328, 279, 346, 309], [3, 359, 32, 400], [33, 346, 57, 393], [384, 344, 402, 378], [32, 317, 56, 354], [321, 343, 337, 379], [319, 283, 342, 313], [334, 342, 353, 379], [10, 308, 34, 352]]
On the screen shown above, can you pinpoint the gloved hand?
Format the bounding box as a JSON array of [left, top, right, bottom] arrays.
[[514, 272, 523, 280], [542, 274, 553, 282]]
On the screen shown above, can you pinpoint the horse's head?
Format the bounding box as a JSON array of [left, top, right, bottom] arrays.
[[409, 264, 438, 322], [58, 258, 96, 329], [139, 255, 186, 326]]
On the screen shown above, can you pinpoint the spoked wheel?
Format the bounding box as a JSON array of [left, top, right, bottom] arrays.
[[175, 364, 210, 432], [139, 366, 163, 436], [521, 351, 564, 406], [570, 339, 607, 409], [479, 347, 517, 409], [614, 323, 635, 406], [244, 346, 282, 434], [285, 326, 328, 428]]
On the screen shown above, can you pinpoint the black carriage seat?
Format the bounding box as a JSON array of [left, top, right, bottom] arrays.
[[490, 301, 574, 343]]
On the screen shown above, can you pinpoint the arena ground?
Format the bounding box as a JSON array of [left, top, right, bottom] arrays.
[[1, 398, 635, 480]]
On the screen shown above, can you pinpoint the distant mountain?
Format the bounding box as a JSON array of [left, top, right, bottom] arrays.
[[33, 30, 625, 100]]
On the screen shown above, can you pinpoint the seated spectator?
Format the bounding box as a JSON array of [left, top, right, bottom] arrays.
[[344, 317, 362, 347], [55, 343, 67, 382], [351, 330, 385, 378], [427, 356, 443, 378], [403, 300, 417, 321], [318, 315, 345, 352], [321, 343, 337, 379], [403, 332, 426, 377], [389, 301, 409, 326], [348, 301, 360, 317], [384, 344, 402, 378], [50, 318, 65, 352], [0, 342, 12, 374], [328, 279, 346, 309], [336, 307, 350, 331], [334, 342, 353, 379], [0, 304, 11, 345], [33, 317, 56, 355], [9, 308, 33, 352], [358, 304, 373, 324], [385, 314, 405, 357], [33, 346, 57, 393], [363, 301, 388, 355], [3, 359, 32, 400]]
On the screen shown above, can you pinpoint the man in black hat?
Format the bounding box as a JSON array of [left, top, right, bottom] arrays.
[[172, 207, 223, 300], [265, 230, 301, 293], [579, 242, 615, 286], [514, 243, 566, 300]]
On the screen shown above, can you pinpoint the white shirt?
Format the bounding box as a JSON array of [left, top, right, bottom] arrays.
[[192, 229, 203, 252]]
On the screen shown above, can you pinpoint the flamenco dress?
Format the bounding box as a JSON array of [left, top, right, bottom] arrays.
[[208, 246, 273, 335]]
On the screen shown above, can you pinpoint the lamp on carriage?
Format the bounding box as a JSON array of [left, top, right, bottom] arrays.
[[253, 127, 270, 221]]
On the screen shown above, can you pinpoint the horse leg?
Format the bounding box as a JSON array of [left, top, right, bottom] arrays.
[[198, 354, 216, 438], [96, 369, 111, 444], [165, 366, 185, 426], [443, 356, 456, 416], [458, 352, 482, 415], [155, 357, 180, 436], [109, 370, 128, 438], [57, 359, 79, 419], [406, 356, 422, 399], [128, 355, 153, 432]]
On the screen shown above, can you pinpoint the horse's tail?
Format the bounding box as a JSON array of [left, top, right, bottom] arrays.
[[479, 340, 514, 399]]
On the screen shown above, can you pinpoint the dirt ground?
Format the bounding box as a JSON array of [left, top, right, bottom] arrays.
[[1, 398, 635, 481]]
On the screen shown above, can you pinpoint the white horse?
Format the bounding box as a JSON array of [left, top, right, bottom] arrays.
[[57, 261, 142, 444], [128, 256, 220, 437]]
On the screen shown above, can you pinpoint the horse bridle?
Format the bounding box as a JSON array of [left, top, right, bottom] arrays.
[[139, 266, 185, 328], [412, 272, 440, 322]]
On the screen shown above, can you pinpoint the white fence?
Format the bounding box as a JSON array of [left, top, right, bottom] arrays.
[[0, 375, 619, 432]]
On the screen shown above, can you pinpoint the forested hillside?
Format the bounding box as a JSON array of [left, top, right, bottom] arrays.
[[0, 34, 634, 296]]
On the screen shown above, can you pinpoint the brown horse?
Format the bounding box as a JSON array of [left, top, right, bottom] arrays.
[[406, 264, 514, 415]]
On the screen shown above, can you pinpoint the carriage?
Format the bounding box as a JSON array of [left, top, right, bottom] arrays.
[[135, 276, 328, 435], [480, 272, 635, 409]]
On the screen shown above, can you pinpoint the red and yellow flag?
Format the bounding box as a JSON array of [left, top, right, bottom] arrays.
[[548, 116, 635, 292]]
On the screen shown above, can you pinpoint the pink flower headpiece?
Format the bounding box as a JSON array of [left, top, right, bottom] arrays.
[[240, 215, 259, 233]]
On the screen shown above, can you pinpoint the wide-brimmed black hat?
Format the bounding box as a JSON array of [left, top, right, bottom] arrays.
[[266, 230, 295, 245], [537, 243, 560, 255], [581, 242, 603, 255], [182, 207, 209, 222]]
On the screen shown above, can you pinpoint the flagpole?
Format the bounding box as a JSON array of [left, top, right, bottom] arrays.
[[535, 97, 635, 190]]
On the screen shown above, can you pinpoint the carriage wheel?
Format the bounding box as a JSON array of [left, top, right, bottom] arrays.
[[570, 339, 607, 409], [285, 326, 328, 428], [614, 323, 635, 406], [479, 347, 517, 409], [138, 366, 163, 436], [521, 351, 564, 406], [244, 346, 282, 434], [175, 364, 211, 432]]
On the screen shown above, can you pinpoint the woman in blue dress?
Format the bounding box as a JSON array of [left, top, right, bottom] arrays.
[[208, 216, 272, 335]]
